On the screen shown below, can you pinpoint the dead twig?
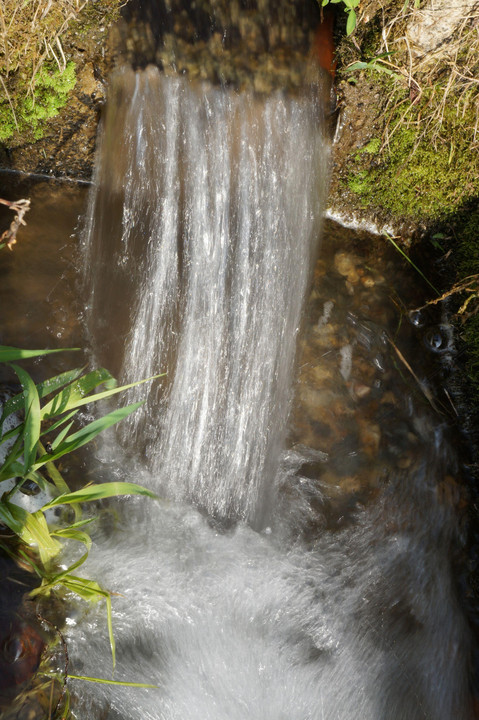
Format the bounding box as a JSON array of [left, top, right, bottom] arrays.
[[411, 274, 479, 315], [0, 197, 31, 250]]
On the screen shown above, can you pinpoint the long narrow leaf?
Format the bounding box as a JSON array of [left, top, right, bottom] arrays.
[[34, 402, 146, 469], [0, 346, 79, 363], [10, 363, 41, 474], [0, 367, 84, 426], [42, 461, 71, 494], [0, 501, 25, 535], [33, 550, 91, 592], [0, 423, 22, 445], [3, 502, 61, 563], [41, 372, 163, 421], [41, 481, 157, 510], [106, 593, 115, 671], [0, 424, 25, 481], [51, 527, 92, 551], [40, 409, 77, 437], [40, 368, 116, 420], [67, 675, 158, 689], [51, 420, 75, 450]]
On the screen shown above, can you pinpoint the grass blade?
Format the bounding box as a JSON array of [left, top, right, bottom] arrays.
[[67, 675, 158, 689], [0, 424, 25, 481], [4, 502, 61, 563], [10, 363, 41, 473], [384, 233, 440, 295], [1, 367, 84, 426], [0, 346, 79, 363], [41, 481, 157, 509], [34, 402, 146, 469], [41, 372, 163, 421], [40, 368, 116, 420]]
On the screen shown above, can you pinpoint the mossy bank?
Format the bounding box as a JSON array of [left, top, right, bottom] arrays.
[[0, 0, 124, 179]]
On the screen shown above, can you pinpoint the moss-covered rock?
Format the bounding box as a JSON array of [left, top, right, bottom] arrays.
[[344, 81, 479, 222], [328, 0, 479, 230]]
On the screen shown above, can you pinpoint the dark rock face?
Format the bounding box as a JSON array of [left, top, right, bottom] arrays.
[[117, 0, 321, 92], [0, 552, 45, 704]]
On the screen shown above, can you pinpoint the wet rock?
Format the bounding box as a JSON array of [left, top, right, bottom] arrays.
[[334, 251, 360, 284]]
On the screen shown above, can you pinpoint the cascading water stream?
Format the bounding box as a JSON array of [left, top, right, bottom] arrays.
[[70, 59, 473, 720], [83, 65, 327, 523]]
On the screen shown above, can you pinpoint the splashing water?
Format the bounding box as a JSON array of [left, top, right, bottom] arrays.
[[75, 65, 472, 720]]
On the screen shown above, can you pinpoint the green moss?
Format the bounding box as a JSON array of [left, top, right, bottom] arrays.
[[0, 104, 16, 142], [21, 61, 76, 130], [0, 0, 123, 149], [346, 81, 479, 223], [360, 138, 381, 155], [0, 61, 76, 143]]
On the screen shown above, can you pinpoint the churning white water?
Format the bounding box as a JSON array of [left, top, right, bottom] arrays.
[[73, 66, 472, 719]]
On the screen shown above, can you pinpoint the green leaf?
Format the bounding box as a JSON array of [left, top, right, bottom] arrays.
[[1, 367, 84, 427], [51, 420, 75, 450], [40, 368, 116, 420], [60, 575, 109, 600], [106, 592, 115, 670], [345, 59, 400, 77], [40, 409, 77, 438], [0, 425, 25, 481], [40, 452, 71, 495], [51, 527, 92, 551], [41, 480, 157, 510], [0, 346, 79, 363], [346, 61, 369, 72], [52, 573, 116, 668], [41, 371, 163, 421], [0, 501, 25, 535], [34, 402, 146, 469], [10, 363, 41, 474], [3, 502, 61, 564], [346, 8, 357, 35], [68, 675, 158, 689], [67, 673, 160, 690]]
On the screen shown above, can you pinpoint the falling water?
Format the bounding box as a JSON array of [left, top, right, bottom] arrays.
[[73, 59, 473, 720], [83, 65, 327, 523]]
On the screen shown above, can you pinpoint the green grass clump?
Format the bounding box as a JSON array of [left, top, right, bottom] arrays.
[[346, 83, 479, 222], [0, 345, 161, 676]]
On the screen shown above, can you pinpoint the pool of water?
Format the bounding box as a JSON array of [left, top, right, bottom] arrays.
[[0, 171, 474, 719]]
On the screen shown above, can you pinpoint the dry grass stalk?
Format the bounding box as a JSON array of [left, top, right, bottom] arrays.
[[0, 0, 88, 97], [412, 274, 479, 321], [377, 0, 479, 150]]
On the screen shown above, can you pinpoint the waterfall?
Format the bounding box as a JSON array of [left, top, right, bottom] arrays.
[[83, 65, 328, 523], [74, 58, 472, 720]]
